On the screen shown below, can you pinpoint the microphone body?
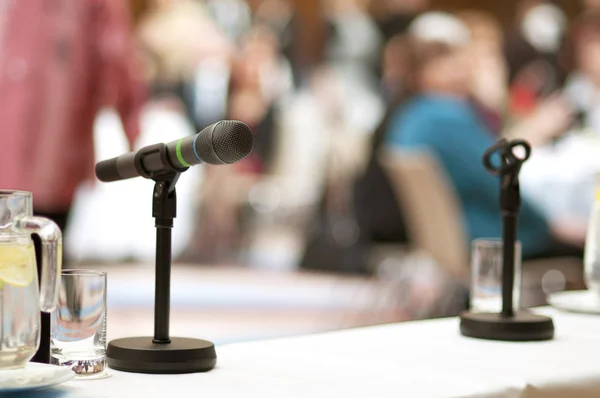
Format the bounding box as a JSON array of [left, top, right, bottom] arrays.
[[96, 120, 254, 182]]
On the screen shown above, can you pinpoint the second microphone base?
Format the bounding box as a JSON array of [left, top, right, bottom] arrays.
[[459, 310, 554, 341], [107, 336, 217, 374]]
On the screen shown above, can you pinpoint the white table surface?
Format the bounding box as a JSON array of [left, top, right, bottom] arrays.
[[22, 307, 600, 398]]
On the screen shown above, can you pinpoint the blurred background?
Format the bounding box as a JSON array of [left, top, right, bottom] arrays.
[[1, 0, 599, 343]]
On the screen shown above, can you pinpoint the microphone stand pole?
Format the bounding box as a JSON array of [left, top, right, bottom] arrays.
[[106, 144, 217, 374], [153, 175, 177, 344], [500, 168, 518, 319]]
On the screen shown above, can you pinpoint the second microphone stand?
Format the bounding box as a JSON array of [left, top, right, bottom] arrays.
[[106, 144, 217, 373], [459, 139, 554, 341]]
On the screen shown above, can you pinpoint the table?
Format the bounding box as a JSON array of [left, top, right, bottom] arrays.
[[31, 307, 600, 398], [101, 264, 408, 344]]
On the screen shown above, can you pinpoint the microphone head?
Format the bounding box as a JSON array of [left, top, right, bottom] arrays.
[[195, 120, 254, 164]]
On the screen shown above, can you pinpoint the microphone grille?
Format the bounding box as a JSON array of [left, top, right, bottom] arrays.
[[195, 120, 254, 164], [213, 120, 254, 164]]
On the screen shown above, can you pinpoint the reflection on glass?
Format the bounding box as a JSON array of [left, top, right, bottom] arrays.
[[470, 239, 521, 313], [51, 270, 107, 376]]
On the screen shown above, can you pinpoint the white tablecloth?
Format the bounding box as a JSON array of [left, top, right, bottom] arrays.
[[30, 307, 600, 398]]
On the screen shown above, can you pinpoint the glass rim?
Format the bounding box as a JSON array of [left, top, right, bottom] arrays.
[[0, 189, 32, 198], [61, 269, 106, 277], [472, 238, 522, 248]]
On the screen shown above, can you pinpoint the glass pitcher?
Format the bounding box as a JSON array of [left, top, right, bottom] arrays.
[[0, 190, 61, 369]]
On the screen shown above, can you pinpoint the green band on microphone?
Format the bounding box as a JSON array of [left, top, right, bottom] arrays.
[[176, 139, 191, 167]]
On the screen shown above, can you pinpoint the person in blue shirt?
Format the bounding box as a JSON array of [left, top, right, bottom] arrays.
[[385, 17, 585, 260]]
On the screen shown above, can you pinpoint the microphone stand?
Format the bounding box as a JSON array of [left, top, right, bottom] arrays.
[[153, 174, 178, 344], [459, 139, 554, 341], [106, 144, 217, 373]]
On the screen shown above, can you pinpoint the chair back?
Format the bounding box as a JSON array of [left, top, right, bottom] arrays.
[[380, 149, 469, 277]]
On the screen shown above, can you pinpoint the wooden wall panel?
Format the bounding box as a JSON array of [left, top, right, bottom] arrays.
[[429, 0, 582, 27], [289, 0, 326, 71]]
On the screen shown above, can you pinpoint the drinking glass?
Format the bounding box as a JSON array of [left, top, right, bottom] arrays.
[[470, 239, 521, 313], [51, 270, 107, 376]]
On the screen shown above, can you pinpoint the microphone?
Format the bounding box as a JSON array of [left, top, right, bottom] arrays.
[[95, 120, 254, 182]]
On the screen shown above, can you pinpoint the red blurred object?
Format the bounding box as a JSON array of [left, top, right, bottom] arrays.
[[0, 0, 146, 213], [509, 83, 538, 116], [235, 153, 263, 175]]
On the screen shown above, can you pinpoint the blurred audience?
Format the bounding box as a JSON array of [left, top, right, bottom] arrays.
[[385, 12, 585, 260], [1, 0, 596, 320], [517, 9, 600, 230]]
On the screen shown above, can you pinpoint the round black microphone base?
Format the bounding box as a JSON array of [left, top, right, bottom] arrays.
[[107, 337, 217, 374], [460, 310, 554, 341]]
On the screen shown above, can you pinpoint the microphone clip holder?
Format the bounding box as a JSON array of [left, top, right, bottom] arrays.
[[483, 138, 528, 218], [106, 152, 217, 374], [133, 143, 188, 182], [459, 139, 554, 341]]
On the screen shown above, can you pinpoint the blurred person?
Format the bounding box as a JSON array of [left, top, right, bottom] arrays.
[[137, 0, 230, 83], [457, 6, 576, 147], [137, 0, 233, 130], [584, 0, 600, 11], [254, 0, 294, 60], [457, 10, 568, 147], [354, 12, 507, 260], [321, 0, 385, 138], [309, 0, 388, 252], [205, 0, 252, 42], [504, 1, 568, 117], [0, 0, 145, 235], [325, 0, 383, 72], [562, 11, 600, 134], [369, 0, 430, 42], [379, 34, 412, 106], [228, 24, 293, 172], [187, 24, 293, 263], [0, 0, 145, 365], [513, 10, 600, 227], [352, 34, 413, 253], [457, 10, 508, 135], [385, 12, 585, 260], [301, 27, 411, 274], [299, 64, 377, 275]]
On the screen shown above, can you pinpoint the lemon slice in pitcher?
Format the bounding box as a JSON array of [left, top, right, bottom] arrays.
[[0, 243, 35, 288]]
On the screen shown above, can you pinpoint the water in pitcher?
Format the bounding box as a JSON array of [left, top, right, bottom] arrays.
[[0, 239, 39, 369]]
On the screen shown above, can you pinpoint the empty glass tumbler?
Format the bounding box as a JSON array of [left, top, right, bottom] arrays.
[[470, 239, 521, 313], [51, 269, 107, 376]]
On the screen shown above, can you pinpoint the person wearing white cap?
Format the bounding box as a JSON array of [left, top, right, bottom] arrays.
[[408, 11, 471, 47], [384, 12, 585, 260]]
